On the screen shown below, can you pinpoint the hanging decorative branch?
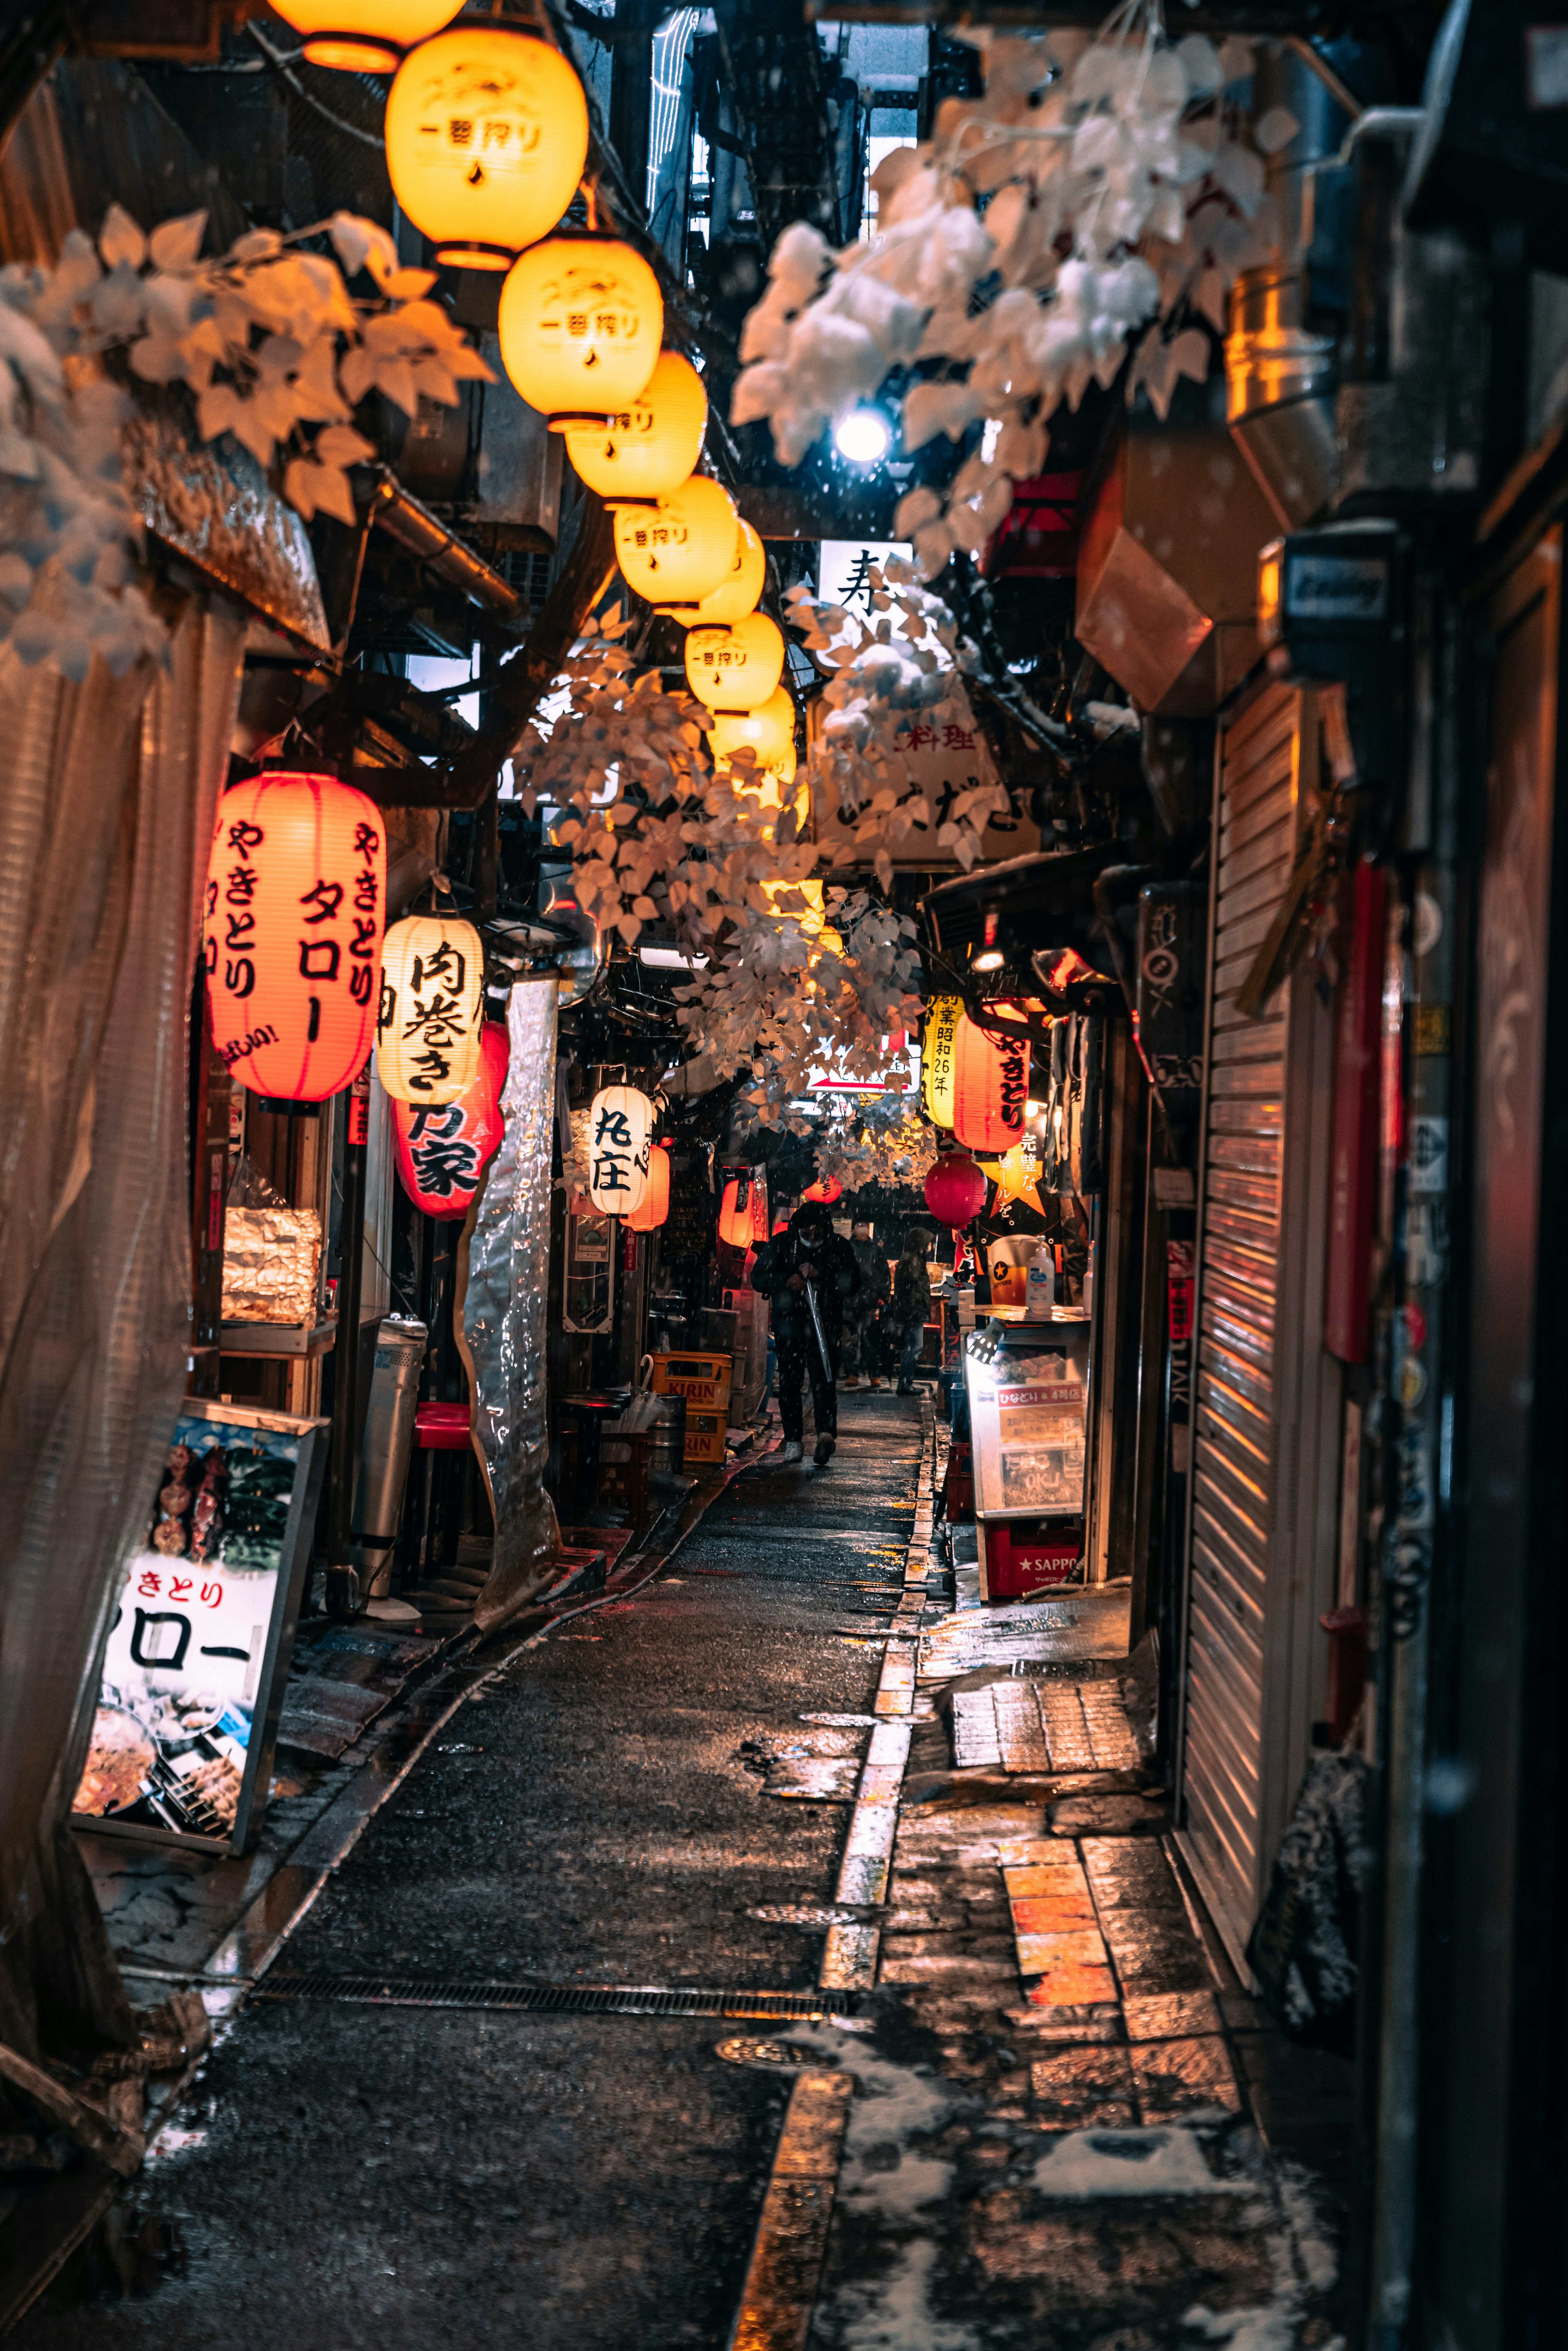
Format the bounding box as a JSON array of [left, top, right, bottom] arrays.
[[0, 204, 493, 676], [731, 9, 1285, 577]]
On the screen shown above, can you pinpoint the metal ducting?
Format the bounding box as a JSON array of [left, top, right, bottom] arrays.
[[1225, 47, 1351, 531]]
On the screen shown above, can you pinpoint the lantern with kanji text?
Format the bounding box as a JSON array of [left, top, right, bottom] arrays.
[[384, 28, 588, 268], [951, 1013, 1029, 1154], [684, 613, 785, 711], [586, 1083, 653, 1216], [376, 913, 483, 1104], [204, 771, 385, 1102], [802, 1176, 842, 1205], [499, 235, 663, 420], [920, 996, 963, 1128], [563, 351, 708, 504], [684, 519, 765, 626], [392, 1021, 508, 1218], [924, 1152, 987, 1228], [718, 1168, 768, 1247], [612, 475, 739, 608], [625, 1141, 670, 1232], [708, 686, 795, 784]]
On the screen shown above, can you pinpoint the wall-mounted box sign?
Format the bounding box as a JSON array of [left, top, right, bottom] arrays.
[[964, 1322, 1091, 1522]]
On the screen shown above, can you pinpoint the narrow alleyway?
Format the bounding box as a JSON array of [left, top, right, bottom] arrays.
[[21, 1391, 1349, 2348]]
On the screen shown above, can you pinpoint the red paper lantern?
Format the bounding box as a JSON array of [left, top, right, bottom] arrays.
[[205, 770, 386, 1101], [924, 1152, 987, 1228], [802, 1176, 842, 1204], [718, 1171, 754, 1247], [392, 1021, 508, 1219], [625, 1141, 670, 1232], [951, 1014, 1029, 1154]]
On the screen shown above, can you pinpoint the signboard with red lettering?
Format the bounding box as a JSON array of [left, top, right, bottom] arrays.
[[965, 1322, 1092, 1521], [807, 693, 1042, 868], [73, 1399, 327, 1854]]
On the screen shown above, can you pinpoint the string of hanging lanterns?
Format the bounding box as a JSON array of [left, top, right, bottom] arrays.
[[384, 27, 590, 270], [562, 352, 708, 505]]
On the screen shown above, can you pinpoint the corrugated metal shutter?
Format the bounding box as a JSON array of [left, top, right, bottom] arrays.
[[1179, 685, 1302, 1965]]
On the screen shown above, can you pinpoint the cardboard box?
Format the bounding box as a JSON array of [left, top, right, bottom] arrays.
[[682, 1410, 728, 1467]]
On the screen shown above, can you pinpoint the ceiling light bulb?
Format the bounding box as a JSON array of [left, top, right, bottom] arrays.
[[834, 408, 891, 465], [971, 948, 1005, 972]]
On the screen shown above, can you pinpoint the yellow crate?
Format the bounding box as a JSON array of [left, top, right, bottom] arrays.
[[650, 1350, 733, 1415], [682, 1409, 728, 1466]]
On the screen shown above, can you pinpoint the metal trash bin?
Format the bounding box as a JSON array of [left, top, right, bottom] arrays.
[[352, 1315, 428, 1596]]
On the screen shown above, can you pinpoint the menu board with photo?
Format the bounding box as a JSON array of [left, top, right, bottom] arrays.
[[73, 1399, 327, 1854], [965, 1321, 1092, 1523]]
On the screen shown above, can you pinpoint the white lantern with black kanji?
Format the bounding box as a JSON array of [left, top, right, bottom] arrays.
[[586, 1083, 653, 1217], [376, 914, 485, 1104]]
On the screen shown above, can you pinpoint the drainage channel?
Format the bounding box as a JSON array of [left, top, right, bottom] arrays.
[[254, 1975, 852, 2020]]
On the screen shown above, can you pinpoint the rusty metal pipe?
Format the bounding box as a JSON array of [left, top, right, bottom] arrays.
[[366, 474, 526, 623]]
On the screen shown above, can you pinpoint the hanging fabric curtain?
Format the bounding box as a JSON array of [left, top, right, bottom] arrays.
[[0, 595, 247, 2067]]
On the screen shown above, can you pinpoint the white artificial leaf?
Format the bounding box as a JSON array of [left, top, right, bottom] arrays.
[[314, 423, 376, 467], [1253, 105, 1299, 157], [99, 204, 146, 270], [309, 462, 357, 526], [282, 456, 317, 519], [196, 382, 242, 441], [148, 211, 208, 273]]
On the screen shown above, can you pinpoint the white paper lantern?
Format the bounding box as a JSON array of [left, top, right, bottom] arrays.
[[586, 1083, 653, 1215], [376, 914, 484, 1103]]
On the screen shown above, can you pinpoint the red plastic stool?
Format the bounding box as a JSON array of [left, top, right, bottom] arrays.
[[415, 1402, 472, 1450]]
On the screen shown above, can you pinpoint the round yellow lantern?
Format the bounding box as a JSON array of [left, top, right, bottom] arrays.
[[269, 0, 462, 72], [562, 350, 708, 504], [709, 687, 796, 779], [498, 236, 664, 422], [384, 28, 588, 269], [685, 612, 786, 711], [613, 475, 738, 608], [376, 913, 484, 1103], [684, 519, 765, 627]]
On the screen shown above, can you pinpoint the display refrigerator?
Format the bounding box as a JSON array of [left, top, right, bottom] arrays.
[[962, 1308, 1092, 1598]]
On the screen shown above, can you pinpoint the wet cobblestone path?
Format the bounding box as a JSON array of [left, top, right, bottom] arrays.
[[20, 1389, 1350, 2349]]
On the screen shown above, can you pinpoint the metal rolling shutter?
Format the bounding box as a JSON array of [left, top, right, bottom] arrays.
[[1179, 685, 1301, 1965]]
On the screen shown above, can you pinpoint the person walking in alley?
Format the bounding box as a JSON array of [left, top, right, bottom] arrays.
[[841, 1217, 890, 1388], [753, 1201, 860, 1465], [890, 1227, 933, 1395]]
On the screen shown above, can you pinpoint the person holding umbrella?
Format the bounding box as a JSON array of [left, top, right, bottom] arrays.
[[752, 1201, 860, 1466]]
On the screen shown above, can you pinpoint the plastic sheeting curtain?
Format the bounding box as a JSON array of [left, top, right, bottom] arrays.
[[463, 974, 561, 1633], [0, 594, 246, 2065]]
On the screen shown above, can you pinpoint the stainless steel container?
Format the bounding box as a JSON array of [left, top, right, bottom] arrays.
[[352, 1315, 428, 1596], [645, 1393, 686, 1482]]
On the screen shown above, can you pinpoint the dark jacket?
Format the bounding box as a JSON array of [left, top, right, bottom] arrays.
[[848, 1237, 891, 1317], [892, 1251, 933, 1328], [753, 1213, 860, 1336]]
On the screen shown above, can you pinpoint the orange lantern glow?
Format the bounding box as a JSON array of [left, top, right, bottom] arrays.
[[205, 771, 385, 1102], [718, 1168, 766, 1247], [563, 351, 708, 504], [384, 28, 588, 267], [613, 475, 739, 607], [393, 1021, 508, 1219], [709, 687, 796, 784], [626, 1141, 670, 1232], [684, 612, 786, 711], [951, 1013, 1029, 1154], [802, 1176, 842, 1205], [499, 235, 664, 420], [271, 0, 462, 72], [685, 519, 765, 626], [376, 912, 484, 1103]]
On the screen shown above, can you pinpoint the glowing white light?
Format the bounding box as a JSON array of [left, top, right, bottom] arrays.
[[834, 408, 891, 465], [638, 943, 709, 969], [971, 948, 1005, 972]]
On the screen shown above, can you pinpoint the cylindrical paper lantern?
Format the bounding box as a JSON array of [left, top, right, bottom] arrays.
[[613, 475, 738, 607], [499, 236, 663, 419], [586, 1083, 653, 1215], [802, 1176, 842, 1205], [376, 913, 483, 1103], [625, 1141, 670, 1232], [272, 0, 462, 70], [924, 1152, 987, 1228], [718, 1170, 756, 1247], [685, 519, 765, 626], [684, 612, 786, 711], [393, 1021, 508, 1218], [563, 351, 707, 503], [385, 28, 588, 267], [952, 1014, 1029, 1154], [205, 771, 385, 1102], [709, 686, 795, 778], [920, 996, 963, 1127]]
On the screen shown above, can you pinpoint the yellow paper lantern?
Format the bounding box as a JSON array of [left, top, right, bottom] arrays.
[[709, 687, 797, 797], [270, 0, 462, 72], [499, 236, 664, 422], [562, 351, 708, 504], [685, 519, 765, 626], [587, 1083, 653, 1216], [921, 995, 963, 1127], [384, 29, 588, 269], [376, 914, 484, 1104], [613, 475, 738, 607], [685, 613, 786, 711]]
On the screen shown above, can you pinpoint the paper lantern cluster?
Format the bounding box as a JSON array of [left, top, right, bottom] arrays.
[[204, 771, 386, 1103], [376, 913, 483, 1103], [393, 1021, 509, 1219], [586, 1083, 654, 1217]]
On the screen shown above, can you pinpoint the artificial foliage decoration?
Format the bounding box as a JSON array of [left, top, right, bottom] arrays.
[[392, 1020, 508, 1219], [499, 236, 664, 421], [384, 27, 589, 268], [376, 911, 484, 1103], [732, 13, 1278, 575], [0, 203, 493, 676], [586, 1082, 654, 1216], [271, 0, 463, 73], [563, 350, 708, 503], [203, 771, 385, 1103]]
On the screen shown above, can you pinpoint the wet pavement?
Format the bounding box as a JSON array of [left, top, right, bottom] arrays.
[[21, 1386, 1352, 2347]]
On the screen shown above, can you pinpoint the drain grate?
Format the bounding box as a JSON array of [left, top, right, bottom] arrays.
[[254, 1974, 850, 2020]]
